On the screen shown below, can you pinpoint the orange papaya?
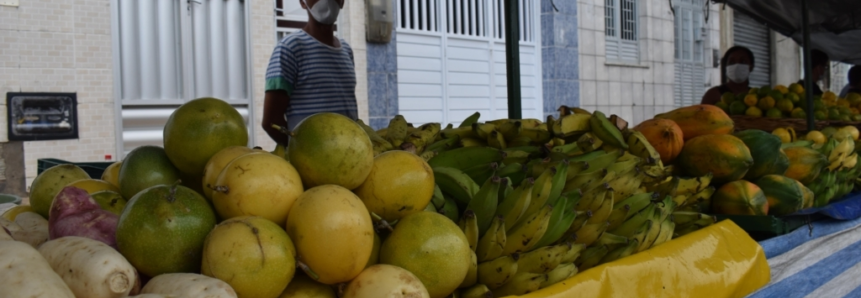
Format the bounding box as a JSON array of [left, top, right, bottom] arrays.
[[677, 134, 754, 184], [655, 105, 734, 140]]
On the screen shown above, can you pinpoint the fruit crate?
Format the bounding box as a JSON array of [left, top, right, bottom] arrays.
[[37, 158, 113, 179], [730, 115, 829, 134], [714, 214, 814, 241]]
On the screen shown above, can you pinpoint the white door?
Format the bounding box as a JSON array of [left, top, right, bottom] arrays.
[[673, 0, 707, 107], [396, 0, 543, 126]]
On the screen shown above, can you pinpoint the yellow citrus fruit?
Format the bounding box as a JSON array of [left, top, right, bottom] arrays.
[[288, 113, 375, 190], [745, 106, 763, 117], [354, 151, 435, 222], [65, 179, 120, 195], [788, 93, 801, 104], [774, 85, 789, 94], [749, 87, 760, 95], [806, 131, 827, 145], [278, 273, 337, 298], [202, 216, 297, 298], [823, 91, 837, 102], [201, 145, 255, 200], [101, 161, 122, 188], [715, 101, 730, 112], [286, 185, 374, 285], [840, 126, 860, 140], [766, 108, 784, 118], [30, 164, 90, 219], [838, 99, 852, 108], [342, 265, 431, 298], [791, 108, 806, 119], [772, 128, 792, 143], [789, 83, 804, 94], [721, 93, 736, 105], [758, 96, 776, 110], [380, 212, 471, 298], [743, 94, 759, 107], [776, 98, 794, 113]]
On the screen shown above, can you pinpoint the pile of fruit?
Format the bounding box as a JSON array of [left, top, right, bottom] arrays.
[[716, 83, 861, 121]]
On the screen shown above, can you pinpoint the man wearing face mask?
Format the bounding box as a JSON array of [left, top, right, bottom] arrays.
[[701, 46, 756, 105], [797, 49, 829, 97], [262, 0, 357, 145]]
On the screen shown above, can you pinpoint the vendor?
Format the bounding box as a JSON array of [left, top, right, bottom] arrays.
[[701, 46, 755, 105], [839, 65, 861, 98], [262, 0, 358, 145], [797, 49, 829, 96]]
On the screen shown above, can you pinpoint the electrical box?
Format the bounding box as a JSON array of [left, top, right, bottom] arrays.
[[365, 0, 393, 43], [6, 93, 78, 141]]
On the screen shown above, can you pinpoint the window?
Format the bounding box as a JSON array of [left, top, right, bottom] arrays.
[[604, 0, 639, 62], [674, 0, 704, 63]]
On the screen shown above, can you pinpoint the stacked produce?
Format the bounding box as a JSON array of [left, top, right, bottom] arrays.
[[2, 97, 724, 298], [717, 83, 861, 121]]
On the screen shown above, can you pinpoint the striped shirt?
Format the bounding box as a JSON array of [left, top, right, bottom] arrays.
[[265, 30, 358, 130]]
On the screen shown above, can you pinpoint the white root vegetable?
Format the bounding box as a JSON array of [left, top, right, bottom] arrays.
[[13, 211, 49, 247], [0, 240, 75, 298], [0, 223, 11, 241], [38, 236, 138, 298], [141, 273, 238, 298]]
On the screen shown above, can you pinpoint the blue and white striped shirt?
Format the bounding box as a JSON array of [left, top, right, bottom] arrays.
[[265, 30, 358, 130]]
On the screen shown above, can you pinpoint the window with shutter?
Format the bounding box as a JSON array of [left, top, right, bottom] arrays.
[[673, 0, 707, 107], [604, 0, 639, 62]]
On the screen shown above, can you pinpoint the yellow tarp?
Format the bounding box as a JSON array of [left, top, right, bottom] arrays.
[[509, 220, 770, 298]]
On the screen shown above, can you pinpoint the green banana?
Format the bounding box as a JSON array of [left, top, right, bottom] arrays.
[[575, 183, 609, 212], [676, 186, 715, 213], [650, 216, 676, 249], [462, 162, 499, 186], [576, 132, 604, 153], [626, 130, 661, 164], [575, 244, 610, 271], [655, 195, 677, 223], [498, 177, 513, 203], [600, 238, 639, 264], [433, 167, 480, 205], [502, 150, 532, 165], [676, 173, 714, 196], [498, 162, 528, 186], [466, 176, 503, 235], [552, 142, 585, 156], [515, 168, 555, 227], [636, 215, 663, 252], [557, 242, 586, 264], [498, 121, 524, 140], [440, 196, 460, 223], [386, 115, 409, 147], [461, 137, 488, 147], [428, 147, 506, 170], [532, 196, 577, 248], [607, 204, 630, 231], [589, 111, 628, 149], [504, 204, 554, 255], [425, 136, 460, 153], [460, 284, 492, 298], [492, 271, 547, 297], [547, 161, 570, 206], [556, 113, 592, 138], [518, 128, 553, 145], [476, 216, 507, 262], [579, 150, 623, 175], [609, 170, 646, 200], [431, 185, 446, 210], [629, 220, 653, 250], [671, 211, 705, 227], [609, 203, 657, 237], [459, 112, 481, 128], [516, 245, 566, 274], [460, 251, 478, 288], [586, 189, 614, 224], [563, 169, 606, 194], [472, 123, 496, 139], [596, 232, 629, 250], [459, 210, 479, 252], [497, 179, 534, 231], [607, 154, 641, 176], [540, 262, 578, 289], [477, 253, 519, 289], [573, 221, 609, 247], [616, 192, 658, 219], [442, 126, 478, 140]]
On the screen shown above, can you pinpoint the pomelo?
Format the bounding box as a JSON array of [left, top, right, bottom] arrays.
[[342, 264, 431, 298], [211, 152, 304, 225], [163, 97, 248, 177], [365, 232, 381, 269], [287, 113, 374, 190], [116, 184, 216, 277], [118, 146, 181, 200], [354, 151, 435, 222], [380, 211, 471, 298], [101, 161, 122, 188], [90, 190, 128, 216], [278, 273, 336, 298], [30, 164, 90, 219], [286, 185, 374, 285], [202, 146, 255, 199], [202, 216, 297, 298]]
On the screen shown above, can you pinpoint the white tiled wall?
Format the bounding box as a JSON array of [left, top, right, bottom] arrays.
[[577, 0, 721, 127]]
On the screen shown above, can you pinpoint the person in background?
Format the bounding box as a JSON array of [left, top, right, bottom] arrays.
[[701, 46, 755, 105], [797, 49, 829, 96], [262, 0, 357, 145], [839, 65, 861, 98]]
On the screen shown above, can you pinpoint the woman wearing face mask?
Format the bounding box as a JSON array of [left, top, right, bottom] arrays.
[[701, 46, 755, 105], [262, 0, 357, 145]]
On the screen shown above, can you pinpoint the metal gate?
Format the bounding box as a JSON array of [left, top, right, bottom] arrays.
[[673, 0, 707, 107], [733, 10, 771, 88], [395, 0, 543, 126]]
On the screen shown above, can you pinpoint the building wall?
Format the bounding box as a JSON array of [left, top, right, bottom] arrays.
[[773, 32, 801, 86], [366, 0, 398, 129], [541, 0, 580, 118], [249, 0, 278, 151], [1, 0, 117, 188]]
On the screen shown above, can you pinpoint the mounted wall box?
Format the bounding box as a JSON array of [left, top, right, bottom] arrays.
[[365, 0, 393, 43], [6, 93, 78, 141]]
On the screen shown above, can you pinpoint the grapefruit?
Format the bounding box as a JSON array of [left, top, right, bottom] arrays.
[[354, 151, 435, 222], [287, 113, 374, 190], [118, 146, 181, 200], [285, 185, 374, 285], [365, 233, 381, 269], [202, 216, 297, 298], [163, 97, 248, 177], [380, 211, 471, 298], [202, 146, 255, 199], [116, 184, 216, 277], [101, 161, 122, 188], [90, 190, 128, 215], [211, 152, 304, 225], [29, 164, 90, 218], [342, 265, 431, 298], [278, 274, 337, 298]]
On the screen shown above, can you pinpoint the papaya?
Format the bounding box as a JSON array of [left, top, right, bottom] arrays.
[[712, 180, 768, 216], [734, 129, 789, 180], [677, 134, 754, 184], [654, 105, 734, 141], [755, 175, 804, 216], [783, 146, 828, 184], [633, 119, 684, 164], [797, 180, 814, 210]]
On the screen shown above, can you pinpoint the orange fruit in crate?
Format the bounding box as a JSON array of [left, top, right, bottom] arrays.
[[743, 94, 759, 107], [745, 106, 763, 117], [758, 96, 776, 111], [805, 131, 827, 145]]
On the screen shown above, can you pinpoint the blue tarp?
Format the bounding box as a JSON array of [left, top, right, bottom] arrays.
[[789, 192, 861, 220]]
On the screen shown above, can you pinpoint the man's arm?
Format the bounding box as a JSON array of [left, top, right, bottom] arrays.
[[262, 90, 291, 145]]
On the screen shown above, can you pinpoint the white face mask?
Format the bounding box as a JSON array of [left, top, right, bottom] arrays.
[[726, 63, 751, 83], [304, 0, 340, 25]]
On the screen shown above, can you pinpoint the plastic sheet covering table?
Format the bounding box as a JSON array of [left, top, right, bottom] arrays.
[[505, 220, 770, 298]]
